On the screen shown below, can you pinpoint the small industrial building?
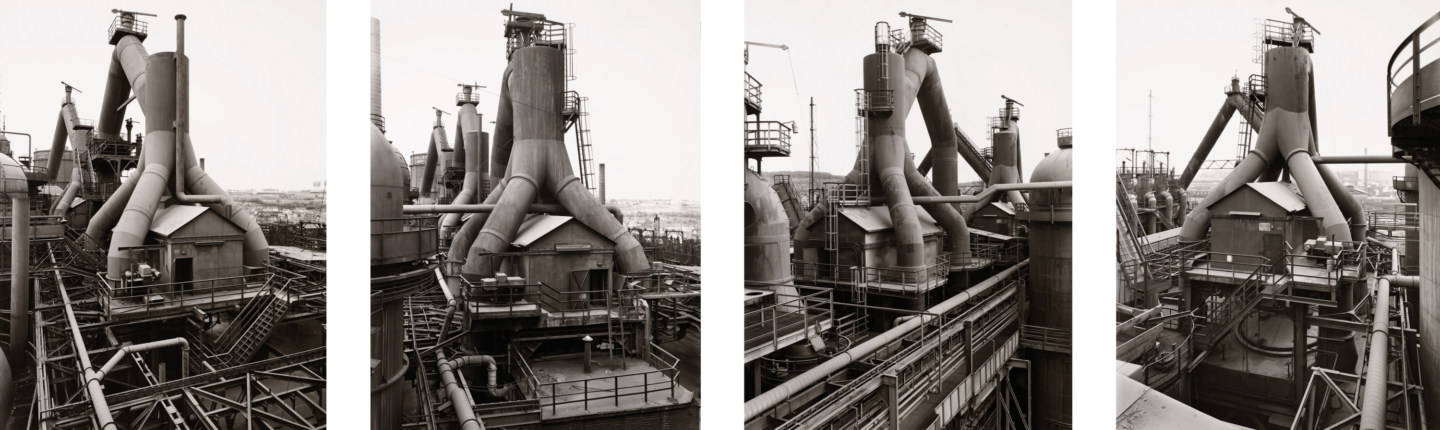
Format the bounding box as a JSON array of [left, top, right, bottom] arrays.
[[1206, 182, 1322, 272]]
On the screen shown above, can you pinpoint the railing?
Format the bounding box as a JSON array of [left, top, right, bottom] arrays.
[[825, 182, 870, 208], [744, 120, 793, 153], [792, 260, 857, 284], [562, 91, 581, 116], [100, 273, 274, 316], [538, 282, 610, 316], [856, 252, 950, 293], [1021, 324, 1071, 354], [772, 174, 790, 185], [522, 344, 681, 415], [370, 113, 386, 133], [1393, 175, 1419, 191], [997, 106, 1020, 122], [873, 22, 892, 53], [908, 18, 943, 52], [455, 91, 481, 105], [1248, 74, 1268, 98], [1388, 12, 1440, 128], [108, 15, 149, 43], [1258, 19, 1315, 51], [71, 119, 95, 130], [744, 72, 763, 110], [460, 276, 539, 308], [743, 286, 834, 354], [1056, 127, 1072, 139], [1192, 258, 1261, 350], [855, 89, 894, 115]]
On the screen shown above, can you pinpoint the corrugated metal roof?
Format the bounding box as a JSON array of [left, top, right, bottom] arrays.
[[149, 205, 212, 237], [511, 215, 574, 247], [1208, 182, 1307, 213], [1245, 182, 1307, 213], [839, 206, 943, 235]]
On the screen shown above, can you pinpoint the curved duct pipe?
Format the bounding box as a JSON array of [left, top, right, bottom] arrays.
[[989, 120, 1026, 204], [440, 105, 484, 237], [456, 47, 648, 276], [1171, 187, 1187, 226], [1179, 47, 1351, 242], [745, 260, 1029, 420], [179, 134, 269, 267], [1178, 92, 1262, 190], [52, 164, 82, 215], [436, 350, 488, 430], [406, 203, 625, 222], [910, 54, 959, 201], [744, 169, 799, 305], [1160, 190, 1176, 226], [916, 126, 992, 184], [904, 166, 968, 254], [868, 51, 927, 273], [1265, 48, 1348, 240], [488, 68, 515, 193], [84, 33, 152, 243], [106, 52, 178, 279], [420, 114, 451, 197], [93, 338, 190, 381]]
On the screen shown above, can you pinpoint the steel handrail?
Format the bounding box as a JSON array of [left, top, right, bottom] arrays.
[[1388, 12, 1440, 129]]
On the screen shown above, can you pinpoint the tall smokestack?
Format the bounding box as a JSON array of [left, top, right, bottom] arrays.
[[599, 163, 606, 204], [370, 18, 383, 131]]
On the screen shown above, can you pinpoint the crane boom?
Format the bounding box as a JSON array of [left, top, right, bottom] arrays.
[[899, 12, 952, 23]]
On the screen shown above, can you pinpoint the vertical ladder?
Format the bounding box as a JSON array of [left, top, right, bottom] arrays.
[[1236, 117, 1253, 165], [572, 96, 598, 198]]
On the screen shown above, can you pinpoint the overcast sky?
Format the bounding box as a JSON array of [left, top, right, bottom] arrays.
[[373, 0, 700, 201], [0, 1, 326, 190], [745, 0, 1072, 183], [1117, 0, 1437, 173]]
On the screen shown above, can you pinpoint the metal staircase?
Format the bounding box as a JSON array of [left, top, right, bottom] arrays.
[[210, 281, 293, 367]]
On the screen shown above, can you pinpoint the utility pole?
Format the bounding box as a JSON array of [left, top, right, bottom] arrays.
[[809, 97, 816, 203]]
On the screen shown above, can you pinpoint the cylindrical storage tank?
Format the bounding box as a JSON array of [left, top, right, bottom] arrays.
[[1420, 164, 1440, 425], [32, 150, 76, 185], [1025, 132, 1072, 430]]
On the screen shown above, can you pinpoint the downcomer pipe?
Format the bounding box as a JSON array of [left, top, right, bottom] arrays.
[[52, 164, 81, 216], [420, 112, 450, 196], [866, 50, 926, 273], [744, 260, 1029, 420], [106, 51, 179, 279], [440, 105, 484, 237], [171, 15, 224, 206], [1179, 95, 1237, 189]]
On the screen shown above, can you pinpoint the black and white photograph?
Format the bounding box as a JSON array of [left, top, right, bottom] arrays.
[[368, 1, 701, 428], [1114, 2, 1440, 428], [741, 2, 1073, 429], [0, 1, 327, 428]]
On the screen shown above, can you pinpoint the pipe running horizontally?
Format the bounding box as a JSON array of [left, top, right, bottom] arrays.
[[744, 260, 1029, 420]]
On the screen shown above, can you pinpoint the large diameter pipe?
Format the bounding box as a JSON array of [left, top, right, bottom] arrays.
[[9, 195, 27, 359], [1266, 48, 1349, 240], [866, 52, 926, 274], [404, 203, 625, 222], [107, 52, 179, 280], [744, 260, 1030, 420], [911, 181, 1072, 204], [52, 164, 81, 215], [436, 350, 487, 430], [441, 106, 484, 236], [1312, 155, 1408, 164], [179, 134, 270, 267], [909, 52, 959, 201], [1179, 98, 1238, 189], [1359, 277, 1393, 430]]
